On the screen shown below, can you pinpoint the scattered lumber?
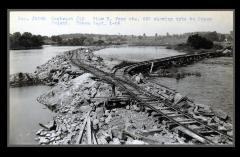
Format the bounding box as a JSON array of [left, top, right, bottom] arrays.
[[123, 130, 159, 144], [175, 126, 207, 144]]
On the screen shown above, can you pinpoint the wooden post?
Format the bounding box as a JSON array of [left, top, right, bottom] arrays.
[[111, 84, 116, 97], [149, 62, 154, 73], [92, 131, 98, 144]]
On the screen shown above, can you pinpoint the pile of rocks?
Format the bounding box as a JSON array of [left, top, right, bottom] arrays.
[[35, 68, 186, 145], [10, 72, 41, 87], [10, 47, 107, 88], [132, 73, 145, 84], [141, 81, 233, 140]]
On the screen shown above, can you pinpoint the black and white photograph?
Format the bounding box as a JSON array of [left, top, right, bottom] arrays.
[[8, 10, 234, 146]]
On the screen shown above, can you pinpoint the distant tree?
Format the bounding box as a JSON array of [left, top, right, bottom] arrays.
[[10, 32, 44, 49], [51, 35, 62, 44], [143, 33, 146, 38], [83, 37, 94, 45], [218, 34, 226, 42], [187, 34, 213, 49], [78, 36, 87, 45], [94, 40, 105, 45], [31, 35, 44, 47], [203, 31, 219, 41], [19, 32, 33, 47], [138, 35, 143, 40], [155, 33, 158, 40], [10, 32, 21, 48], [227, 31, 233, 41], [166, 32, 170, 36], [226, 35, 233, 41]]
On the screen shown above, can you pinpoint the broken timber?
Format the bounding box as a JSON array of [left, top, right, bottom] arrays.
[[75, 110, 91, 144]]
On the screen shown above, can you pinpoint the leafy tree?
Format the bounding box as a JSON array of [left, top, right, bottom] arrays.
[[94, 40, 105, 45], [187, 34, 213, 49], [138, 35, 143, 40], [51, 35, 63, 44], [83, 37, 94, 45], [155, 33, 158, 40], [19, 32, 33, 47], [10, 32, 21, 48], [218, 34, 226, 42], [203, 31, 219, 41], [10, 32, 44, 49]]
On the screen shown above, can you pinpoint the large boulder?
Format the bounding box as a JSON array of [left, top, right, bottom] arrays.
[[133, 73, 144, 84]]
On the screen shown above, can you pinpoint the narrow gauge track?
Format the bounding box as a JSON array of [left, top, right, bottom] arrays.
[[70, 51, 233, 145]]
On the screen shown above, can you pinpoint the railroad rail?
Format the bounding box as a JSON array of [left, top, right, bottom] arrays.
[[70, 50, 233, 145]]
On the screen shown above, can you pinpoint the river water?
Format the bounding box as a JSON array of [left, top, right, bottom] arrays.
[[9, 45, 84, 145], [94, 46, 184, 61], [9, 45, 84, 74], [150, 57, 234, 119]]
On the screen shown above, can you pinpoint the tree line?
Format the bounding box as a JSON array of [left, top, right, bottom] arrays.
[[10, 32, 44, 50], [10, 31, 233, 50], [50, 35, 117, 46]]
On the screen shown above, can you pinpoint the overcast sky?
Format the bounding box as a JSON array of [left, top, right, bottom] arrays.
[[9, 11, 234, 36]]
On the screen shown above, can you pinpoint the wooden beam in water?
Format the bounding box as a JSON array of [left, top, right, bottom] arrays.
[[149, 62, 154, 73]]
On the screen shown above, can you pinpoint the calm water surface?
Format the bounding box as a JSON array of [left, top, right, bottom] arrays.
[[94, 46, 185, 61], [9, 85, 53, 145], [150, 57, 234, 119], [9, 46, 83, 145], [10, 45, 84, 74]]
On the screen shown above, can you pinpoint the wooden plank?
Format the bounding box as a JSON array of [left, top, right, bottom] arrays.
[[92, 131, 98, 144], [75, 110, 91, 144], [167, 114, 183, 117], [175, 126, 208, 144], [142, 129, 163, 134], [87, 117, 92, 144], [199, 130, 218, 135], [122, 130, 159, 144], [178, 120, 198, 125], [149, 62, 154, 73]]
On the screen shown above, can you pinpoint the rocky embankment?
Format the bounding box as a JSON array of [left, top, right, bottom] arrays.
[[10, 46, 233, 145], [35, 73, 191, 145], [9, 46, 109, 88]]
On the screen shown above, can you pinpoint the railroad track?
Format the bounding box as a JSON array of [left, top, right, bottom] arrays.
[[70, 50, 233, 145]]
